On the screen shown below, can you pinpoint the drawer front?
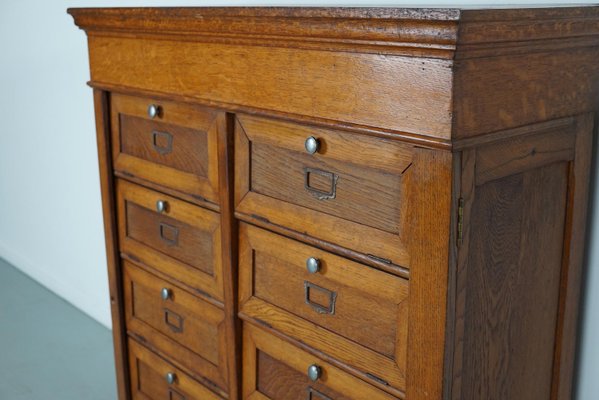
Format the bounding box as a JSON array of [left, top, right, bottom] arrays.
[[128, 338, 223, 400], [242, 323, 396, 400], [239, 223, 408, 392], [124, 261, 229, 392], [117, 179, 223, 300], [111, 93, 221, 203], [234, 115, 413, 267]]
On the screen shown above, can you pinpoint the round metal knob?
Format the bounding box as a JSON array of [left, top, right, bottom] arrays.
[[307, 364, 322, 382], [306, 257, 321, 274], [156, 200, 168, 213], [161, 287, 171, 301], [304, 136, 320, 154], [147, 104, 161, 119], [166, 372, 177, 385]]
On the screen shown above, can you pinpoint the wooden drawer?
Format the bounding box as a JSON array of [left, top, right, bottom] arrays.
[[242, 323, 397, 400], [128, 338, 223, 400], [124, 261, 229, 393], [116, 179, 223, 301], [111, 93, 221, 204], [234, 115, 413, 267], [238, 223, 408, 393]]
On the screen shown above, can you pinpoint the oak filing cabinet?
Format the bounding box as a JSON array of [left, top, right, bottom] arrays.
[[69, 6, 599, 400]]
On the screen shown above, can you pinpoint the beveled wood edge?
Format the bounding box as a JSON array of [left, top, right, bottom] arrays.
[[68, 7, 460, 56], [217, 112, 242, 400], [69, 6, 599, 59], [235, 213, 410, 279], [120, 252, 225, 309], [87, 81, 453, 150], [239, 314, 407, 399], [93, 89, 131, 400], [127, 331, 229, 398], [114, 171, 220, 213], [553, 113, 595, 400], [452, 116, 578, 151]]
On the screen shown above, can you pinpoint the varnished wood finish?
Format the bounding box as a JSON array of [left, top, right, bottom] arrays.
[[235, 115, 413, 267], [124, 261, 229, 395], [450, 115, 594, 400], [93, 89, 130, 400], [242, 323, 397, 400], [116, 180, 224, 301], [238, 223, 408, 394], [111, 93, 221, 204], [128, 338, 223, 400], [72, 7, 598, 400]]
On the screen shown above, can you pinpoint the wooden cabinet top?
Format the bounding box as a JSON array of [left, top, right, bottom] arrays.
[[69, 6, 599, 146]]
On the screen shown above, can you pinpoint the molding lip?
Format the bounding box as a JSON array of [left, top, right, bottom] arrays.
[[67, 7, 461, 51], [68, 6, 599, 56]]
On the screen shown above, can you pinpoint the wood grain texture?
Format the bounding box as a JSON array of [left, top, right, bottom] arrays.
[[123, 261, 229, 394], [111, 93, 221, 203], [451, 120, 585, 400], [69, 7, 460, 58], [406, 148, 453, 400], [453, 47, 599, 138], [128, 338, 223, 400], [242, 323, 397, 400], [116, 179, 224, 301], [88, 35, 453, 139], [235, 115, 413, 268], [553, 114, 595, 400], [72, 8, 599, 400], [92, 89, 130, 400], [238, 223, 408, 394], [217, 112, 242, 400]]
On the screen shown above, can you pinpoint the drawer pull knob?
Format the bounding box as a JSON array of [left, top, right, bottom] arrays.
[[161, 287, 171, 300], [166, 372, 177, 385], [156, 200, 168, 213], [305, 136, 320, 154], [307, 364, 322, 382], [147, 104, 161, 119], [306, 257, 321, 274]]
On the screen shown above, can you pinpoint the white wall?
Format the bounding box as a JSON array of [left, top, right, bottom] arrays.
[[0, 0, 596, 398]]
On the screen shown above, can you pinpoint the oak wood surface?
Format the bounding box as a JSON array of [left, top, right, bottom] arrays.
[[238, 223, 408, 393], [123, 261, 229, 394], [234, 115, 412, 268], [242, 323, 397, 400], [406, 148, 453, 400], [128, 338, 224, 400], [72, 7, 599, 400], [116, 179, 224, 301], [111, 93, 221, 203], [93, 89, 130, 400], [450, 117, 588, 400]]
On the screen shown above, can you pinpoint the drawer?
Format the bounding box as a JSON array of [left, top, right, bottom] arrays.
[[111, 93, 221, 204], [242, 323, 397, 400], [234, 115, 413, 267], [116, 179, 223, 301], [128, 338, 223, 400], [124, 261, 229, 393], [238, 223, 408, 392]]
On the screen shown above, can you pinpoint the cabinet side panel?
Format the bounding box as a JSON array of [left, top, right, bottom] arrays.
[[453, 47, 599, 138], [453, 117, 593, 400], [93, 89, 130, 399], [461, 162, 568, 400]]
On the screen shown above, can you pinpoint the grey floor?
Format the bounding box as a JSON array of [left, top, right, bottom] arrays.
[[0, 258, 117, 399]]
